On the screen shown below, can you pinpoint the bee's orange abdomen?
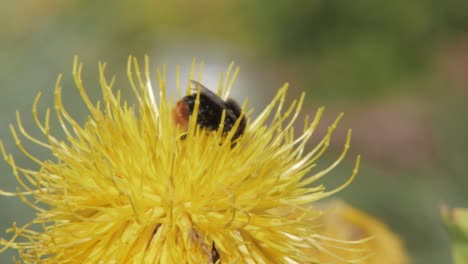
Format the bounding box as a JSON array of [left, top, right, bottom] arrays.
[[172, 100, 190, 130]]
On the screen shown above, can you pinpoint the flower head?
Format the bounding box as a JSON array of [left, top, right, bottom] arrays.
[[1, 56, 360, 263], [317, 200, 409, 264]]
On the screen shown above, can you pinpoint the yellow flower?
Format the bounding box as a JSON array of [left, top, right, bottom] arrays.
[[0, 56, 360, 263], [316, 200, 409, 264]]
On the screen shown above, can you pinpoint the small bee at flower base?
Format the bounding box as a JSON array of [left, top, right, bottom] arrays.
[[172, 80, 246, 142], [211, 242, 220, 264]]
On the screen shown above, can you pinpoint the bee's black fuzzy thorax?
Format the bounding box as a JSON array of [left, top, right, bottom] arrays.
[[182, 93, 246, 142]]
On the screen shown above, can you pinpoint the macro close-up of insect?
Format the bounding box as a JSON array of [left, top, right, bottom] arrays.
[[172, 80, 246, 142], [2, 1, 467, 262]]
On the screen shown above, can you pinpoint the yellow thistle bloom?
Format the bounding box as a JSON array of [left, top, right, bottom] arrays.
[[316, 200, 409, 264], [0, 56, 360, 263]]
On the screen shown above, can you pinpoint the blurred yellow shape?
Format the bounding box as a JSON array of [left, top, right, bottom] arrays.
[[316, 200, 409, 264]]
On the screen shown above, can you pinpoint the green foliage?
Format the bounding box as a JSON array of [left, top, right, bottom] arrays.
[[238, 0, 468, 99], [441, 206, 468, 264]]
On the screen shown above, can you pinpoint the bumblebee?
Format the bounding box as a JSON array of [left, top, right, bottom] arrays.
[[173, 80, 246, 142]]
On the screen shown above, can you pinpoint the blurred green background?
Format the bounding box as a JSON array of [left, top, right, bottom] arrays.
[[1, 1, 468, 263]]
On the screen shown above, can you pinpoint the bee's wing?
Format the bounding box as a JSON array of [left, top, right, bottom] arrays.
[[190, 80, 238, 120], [189, 81, 225, 105]]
